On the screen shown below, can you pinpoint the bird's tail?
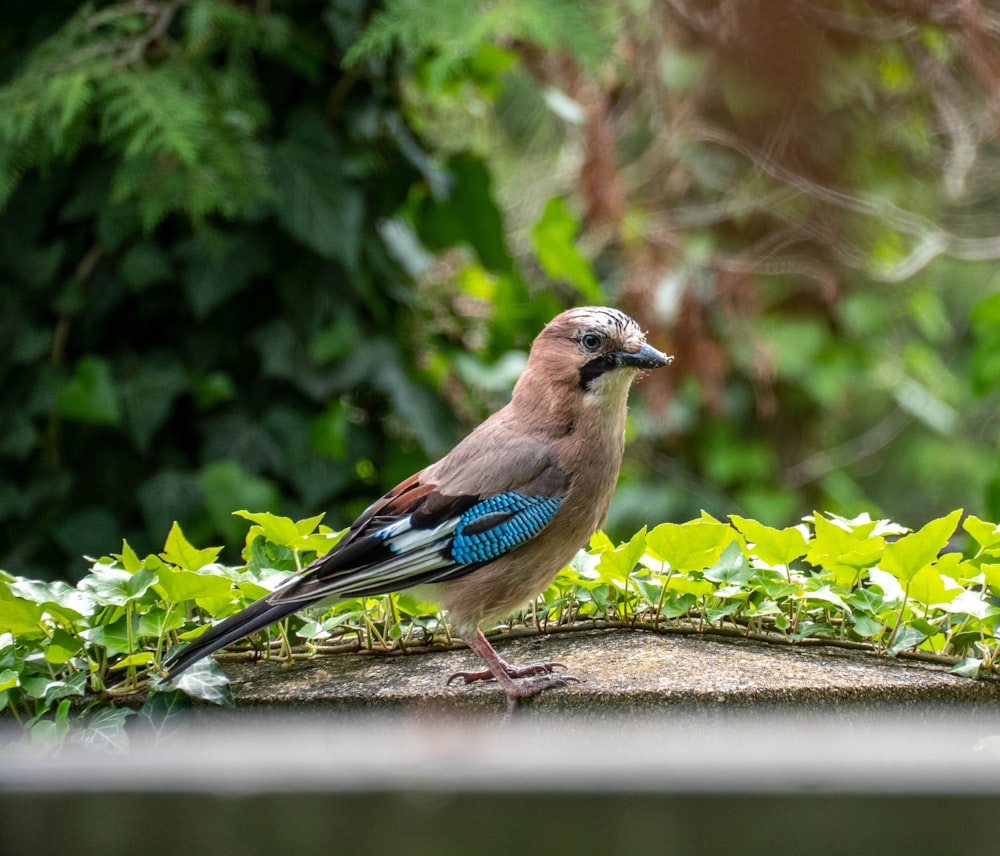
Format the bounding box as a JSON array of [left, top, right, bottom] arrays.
[[162, 596, 302, 678]]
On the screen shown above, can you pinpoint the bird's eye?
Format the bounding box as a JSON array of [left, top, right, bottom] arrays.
[[580, 333, 602, 352]]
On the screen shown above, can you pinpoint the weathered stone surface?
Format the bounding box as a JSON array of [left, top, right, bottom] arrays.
[[218, 628, 1000, 716]]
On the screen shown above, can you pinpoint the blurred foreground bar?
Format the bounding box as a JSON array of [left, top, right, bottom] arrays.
[[2, 708, 1000, 856]]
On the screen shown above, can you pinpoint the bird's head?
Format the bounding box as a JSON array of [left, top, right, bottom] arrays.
[[519, 307, 672, 408]]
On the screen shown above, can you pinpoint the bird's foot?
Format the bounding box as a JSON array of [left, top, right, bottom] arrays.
[[451, 629, 580, 713], [448, 664, 579, 717], [446, 659, 568, 687]]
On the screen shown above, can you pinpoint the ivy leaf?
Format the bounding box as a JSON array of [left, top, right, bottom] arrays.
[[851, 614, 884, 639], [0, 668, 19, 692], [595, 528, 647, 579], [78, 562, 155, 607], [791, 620, 835, 640], [632, 577, 663, 606], [730, 516, 808, 566], [43, 628, 84, 664], [0, 589, 43, 636], [117, 539, 142, 574], [950, 657, 982, 679], [82, 617, 133, 657], [879, 509, 962, 582], [45, 671, 88, 705], [751, 569, 798, 600], [137, 689, 192, 744], [907, 565, 961, 607], [939, 589, 996, 621], [665, 575, 714, 598], [981, 564, 1000, 595], [806, 513, 884, 581], [234, 510, 302, 548], [22, 672, 88, 705], [704, 541, 753, 585], [119, 358, 188, 452], [887, 624, 927, 656], [109, 651, 156, 671], [867, 568, 905, 605], [160, 521, 222, 571], [646, 520, 737, 572], [76, 707, 135, 753], [847, 588, 887, 616], [159, 658, 234, 706], [136, 607, 186, 637], [963, 515, 1000, 553], [799, 583, 847, 611], [154, 567, 236, 614], [658, 592, 697, 619]]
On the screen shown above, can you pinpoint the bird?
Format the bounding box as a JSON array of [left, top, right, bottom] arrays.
[[162, 306, 672, 710]]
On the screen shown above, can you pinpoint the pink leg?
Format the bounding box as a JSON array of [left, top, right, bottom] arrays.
[[447, 628, 577, 711]]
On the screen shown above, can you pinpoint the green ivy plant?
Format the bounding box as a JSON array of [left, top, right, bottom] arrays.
[[2, 506, 998, 750]]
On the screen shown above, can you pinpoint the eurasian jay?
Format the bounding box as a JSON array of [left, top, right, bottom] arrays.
[[163, 307, 671, 709]]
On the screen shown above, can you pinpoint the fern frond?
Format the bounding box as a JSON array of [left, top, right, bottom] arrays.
[[345, 0, 613, 73]]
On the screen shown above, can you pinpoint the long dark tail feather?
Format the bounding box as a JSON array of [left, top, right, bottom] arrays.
[[163, 596, 302, 678]]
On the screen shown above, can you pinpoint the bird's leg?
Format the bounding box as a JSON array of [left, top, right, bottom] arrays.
[[447, 628, 577, 709]]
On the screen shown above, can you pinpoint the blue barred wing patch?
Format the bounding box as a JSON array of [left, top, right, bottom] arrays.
[[450, 492, 561, 564]]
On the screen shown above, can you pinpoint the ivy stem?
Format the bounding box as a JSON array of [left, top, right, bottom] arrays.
[[125, 603, 137, 690], [887, 581, 911, 651], [386, 594, 406, 653]]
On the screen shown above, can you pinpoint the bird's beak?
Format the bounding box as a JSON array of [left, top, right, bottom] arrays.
[[617, 342, 673, 370]]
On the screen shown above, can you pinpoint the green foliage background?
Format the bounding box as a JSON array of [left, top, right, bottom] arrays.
[[0, 0, 559, 577], [3, 0, 1000, 580]]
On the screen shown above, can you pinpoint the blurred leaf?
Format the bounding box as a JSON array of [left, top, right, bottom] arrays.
[[200, 460, 282, 547], [137, 689, 191, 744], [417, 156, 513, 272], [531, 197, 602, 301], [76, 707, 134, 753], [55, 356, 121, 426], [119, 358, 187, 452], [971, 292, 1000, 395], [272, 110, 363, 267]]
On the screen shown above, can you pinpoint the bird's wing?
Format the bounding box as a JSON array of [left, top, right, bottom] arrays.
[[269, 449, 568, 606], [162, 435, 566, 678]]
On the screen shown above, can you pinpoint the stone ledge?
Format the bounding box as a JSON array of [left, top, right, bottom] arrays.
[[5, 631, 1000, 856], [218, 627, 1000, 715]]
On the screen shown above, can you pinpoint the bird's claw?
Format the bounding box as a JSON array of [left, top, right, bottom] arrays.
[[447, 660, 568, 687]]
